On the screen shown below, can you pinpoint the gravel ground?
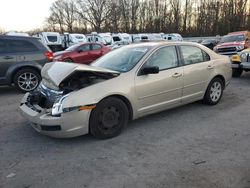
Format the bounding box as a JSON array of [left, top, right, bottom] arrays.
[[0, 73, 250, 188]]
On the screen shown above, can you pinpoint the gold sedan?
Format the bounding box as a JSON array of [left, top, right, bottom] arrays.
[[20, 42, 232, 139]]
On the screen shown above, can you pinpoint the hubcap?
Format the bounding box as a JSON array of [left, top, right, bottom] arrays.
[[17, 72, 39, 91], [210, 81, 222, 102], [99, 106, 121, 132]]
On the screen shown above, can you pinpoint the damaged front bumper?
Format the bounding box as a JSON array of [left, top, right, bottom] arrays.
[[19, 93, 91, 138]]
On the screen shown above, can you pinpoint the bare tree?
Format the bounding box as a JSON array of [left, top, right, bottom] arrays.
[[43, 0, 250, 36]]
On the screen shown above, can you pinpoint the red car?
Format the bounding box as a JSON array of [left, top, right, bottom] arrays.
[[53, 42, 111, 64]]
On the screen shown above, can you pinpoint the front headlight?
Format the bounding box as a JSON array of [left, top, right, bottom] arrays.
[[51, 94, 70, 116], [236, 45, 244, 51], [240, 52, 247, 60]]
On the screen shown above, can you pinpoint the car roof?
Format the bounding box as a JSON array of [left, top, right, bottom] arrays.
[[0, 35, 38, 40], [126, 41, 200, 48]]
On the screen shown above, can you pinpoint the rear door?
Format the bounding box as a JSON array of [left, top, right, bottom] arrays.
[[75, 44, 91, 64], [89, 44, 103, 61], [0, 39, 17, 82], [179, 45, 212, 103]]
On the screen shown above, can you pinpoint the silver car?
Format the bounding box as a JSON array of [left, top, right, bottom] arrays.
[[20, 42, 232, 139]]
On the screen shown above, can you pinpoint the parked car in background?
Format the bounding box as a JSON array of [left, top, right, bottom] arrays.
[[213, 31, 250, 55], [53, 42, 110, 64], [0, 35, 53, 92], [201, 39, 219, 49], [6, 31, 29, 37], [231, 47, 250, 77], [20, 42, 231, 139], [33, 32, 63, 52]]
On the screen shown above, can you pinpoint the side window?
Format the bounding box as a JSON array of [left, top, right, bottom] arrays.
[[92, 44, 102, 50], [78, 44, 90, 51], [9, 40, 39, 53], [180, 45, 210, 65], [145, 46, 178, 70]]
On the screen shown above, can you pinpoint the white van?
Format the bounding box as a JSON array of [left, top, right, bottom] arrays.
[[112, 33, 132, 45], [62, 33, 87, 48], [132, 33, 151, 42], [33, 32, 63, 52], [163, 33, 183, 41], [86, 32, 107, 45], [99, 33, 114, 46]]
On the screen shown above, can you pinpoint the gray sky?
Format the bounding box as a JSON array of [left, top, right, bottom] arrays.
[[0, 0, 55, 31]]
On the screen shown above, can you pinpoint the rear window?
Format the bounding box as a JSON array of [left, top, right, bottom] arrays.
[[9, 40, 39, 53], [47, 36, 58, 42], [0, 39, 39, 53]]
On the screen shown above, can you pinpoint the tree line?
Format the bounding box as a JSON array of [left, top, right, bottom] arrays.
[[43, 0, 250, 36]]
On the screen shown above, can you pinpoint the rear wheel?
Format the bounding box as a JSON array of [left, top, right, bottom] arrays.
[[89, 97, 129, 139], [232, 68, 243, 77], [63, 58, 74, 63], [13, 68, 41, 92], [203, 78, 224, 105]]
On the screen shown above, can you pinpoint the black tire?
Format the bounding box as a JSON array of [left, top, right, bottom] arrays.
[[63, 58, 74, 63], [89, 97, 129, 139], [232, 68, 243, 77], [13, 68, 41, 92], [203, 78, 224, 105]]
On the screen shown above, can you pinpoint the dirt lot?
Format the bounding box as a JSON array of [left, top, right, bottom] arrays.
[[0, 73, 250, 188]]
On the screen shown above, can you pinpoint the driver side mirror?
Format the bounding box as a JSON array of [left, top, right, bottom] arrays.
[[141, 66, 159, 75], [77, 49, 83, 53]]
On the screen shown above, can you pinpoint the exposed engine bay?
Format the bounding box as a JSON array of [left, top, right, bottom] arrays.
[[27, 71, 119, 109]]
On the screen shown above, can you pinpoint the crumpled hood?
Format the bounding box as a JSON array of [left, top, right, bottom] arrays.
[[41, 62, 120, 87]]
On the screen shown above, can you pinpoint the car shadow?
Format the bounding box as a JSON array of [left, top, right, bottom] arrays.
[[0, 85, 21, 95]]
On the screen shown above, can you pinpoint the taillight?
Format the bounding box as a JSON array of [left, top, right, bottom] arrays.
[[44, 51, 53, 62]]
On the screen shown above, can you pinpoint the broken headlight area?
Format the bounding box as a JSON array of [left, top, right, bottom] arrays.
[[27, 70, 118, 114], [28, 84, 64, 109]]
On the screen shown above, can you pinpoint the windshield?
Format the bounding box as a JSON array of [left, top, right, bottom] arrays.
[[65, 43, 81, 51], [91, 46, 151, 72], [220, 34, 245, 43]]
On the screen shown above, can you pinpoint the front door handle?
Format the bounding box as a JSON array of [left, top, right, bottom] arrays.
[[172, 73, 182, 78], [207, 65, 214, 70], [3, 56, 14, 60]]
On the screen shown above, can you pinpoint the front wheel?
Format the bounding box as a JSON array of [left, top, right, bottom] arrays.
[[203, 78, 224, 105], [63, 58, 74, 63], [89, 97, 129, 139]]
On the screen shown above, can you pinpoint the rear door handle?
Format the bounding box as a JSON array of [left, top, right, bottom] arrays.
[[3, 56, 14, 60], [172, 73, 182, 78], [207, 65, 214, 70]]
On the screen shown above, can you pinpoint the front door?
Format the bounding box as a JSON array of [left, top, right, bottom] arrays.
[[135, 46, 183, 116]]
